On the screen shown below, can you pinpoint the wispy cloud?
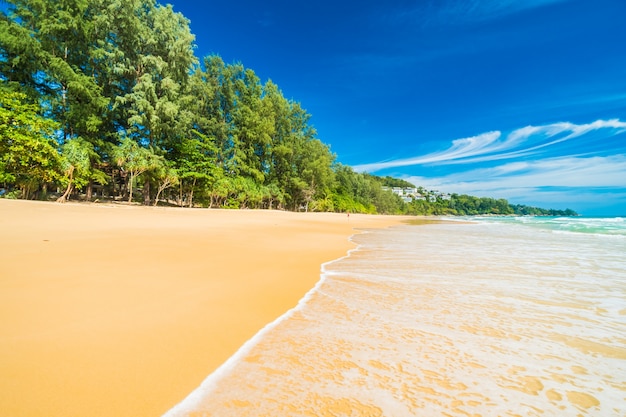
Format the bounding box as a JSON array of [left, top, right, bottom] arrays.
[[353, 131, 501, 171], [353, 119, 626, 172], [412, 155, 626, 190]]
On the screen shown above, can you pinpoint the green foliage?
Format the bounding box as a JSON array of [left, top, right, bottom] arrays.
[[511, 204, 578, 216], [57, 137, 103, 202], [115, 1, 196, 148], [378, 176, 415, 189], [153, 159, 178, 206], [0, 85, 60, 198], [402, 192, 577, 216], [173, 130, 221, 207], [112, 136, 160, 202], [331, 164, 404, 214]]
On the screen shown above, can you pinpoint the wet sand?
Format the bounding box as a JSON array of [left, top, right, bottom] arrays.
[[167, 222, 625, 416], [0, 199, 405, 417]]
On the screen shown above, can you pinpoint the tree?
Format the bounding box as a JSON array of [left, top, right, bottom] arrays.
[[191, 56, 238, 172], [3, 0, 110, 142], [0, 86, 59, 198], [264, 183, 283, 210], [0, 1, 47, 95], [114, 2, 196, 148], [153, 159, 178, 206], [105, 1, 196, 205], [379, 176, 415, 189], [297, 138, 335, 211], [56, 137, 106, 202], [173, 130, 221, 207], [230, 68, 274, 182], [112, 136, 158, 203], [262, 88, 334, 210]]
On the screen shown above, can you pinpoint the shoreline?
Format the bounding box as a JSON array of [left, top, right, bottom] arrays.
[[0, 199, 407, 417], [163, 224, 373, 416], [159, 219, 625, 416]]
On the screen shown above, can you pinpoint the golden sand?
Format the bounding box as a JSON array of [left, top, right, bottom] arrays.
[[0, 199, 405, 417]]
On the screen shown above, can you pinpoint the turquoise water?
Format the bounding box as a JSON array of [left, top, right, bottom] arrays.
[[165, 217, 626, 416], [470, 215, 626, 237]]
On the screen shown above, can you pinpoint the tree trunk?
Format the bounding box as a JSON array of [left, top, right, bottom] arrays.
[[111, 170, 117, 198], [86, 179, 93, 200], [128, 173, 134, 203], [56, 182, 73, 203], [154, 188, 162, 206], [143, 178, 151, 205], [188, 177, 196, 208], [154, 181, 170, 206], [119, 171, 128, 200], [56, 167, 75, 203]]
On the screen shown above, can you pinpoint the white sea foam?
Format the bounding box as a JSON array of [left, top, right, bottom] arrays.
[[163, 221, 626, 416]]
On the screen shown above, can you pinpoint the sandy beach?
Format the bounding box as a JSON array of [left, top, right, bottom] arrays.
[[0, 199, 405, 417]]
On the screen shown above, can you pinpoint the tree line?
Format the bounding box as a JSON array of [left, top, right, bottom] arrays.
[[403, 192, 577, 216], [0, 0, 338, 210], [0, 0, 576, 216]]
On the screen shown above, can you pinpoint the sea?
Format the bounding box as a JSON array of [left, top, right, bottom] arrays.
[[164, 216, 626, 417]]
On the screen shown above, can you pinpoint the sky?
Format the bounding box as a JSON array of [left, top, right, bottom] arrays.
[[166, 0, 626, 215]]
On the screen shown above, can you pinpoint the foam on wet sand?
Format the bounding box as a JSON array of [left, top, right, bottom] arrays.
[[165, 221, 625, 416]]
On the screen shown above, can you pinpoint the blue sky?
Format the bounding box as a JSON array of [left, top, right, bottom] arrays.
[[167, 0, 626, 215]]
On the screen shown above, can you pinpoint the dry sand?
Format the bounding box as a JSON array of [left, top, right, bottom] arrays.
[[0, 199, 405, 417]]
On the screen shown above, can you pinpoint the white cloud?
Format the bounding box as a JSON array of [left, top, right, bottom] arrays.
[[353, 119, 626, 172], [354, 131, 502, 172], [407, 155, 626, 189], [518, 119, 626, 143], [480, 119, 626, 160]]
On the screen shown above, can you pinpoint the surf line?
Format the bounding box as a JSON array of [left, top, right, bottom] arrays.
[[161, 229, 373, 416]]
